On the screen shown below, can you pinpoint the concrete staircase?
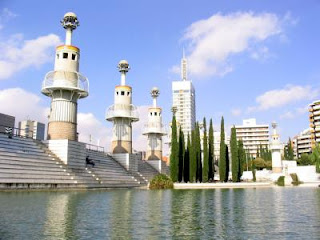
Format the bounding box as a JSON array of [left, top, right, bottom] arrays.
[[0, 134, 145, 189], [0, 134, 82, 189], [138, 160, 160, 182], [84, 149, 144, 188]]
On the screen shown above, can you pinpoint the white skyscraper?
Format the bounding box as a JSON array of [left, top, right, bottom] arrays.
[[172, 51, 196, 138]]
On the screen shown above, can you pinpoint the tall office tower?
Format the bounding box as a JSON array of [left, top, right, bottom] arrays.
[[42, 12, 89, 140], [309, 100, 320, 148], [19, 120, 45, 140], [143, 87, 166, 160], [172, 51, 196, 138], [106, 60, 139, 153], [235, 118, 269, 158]]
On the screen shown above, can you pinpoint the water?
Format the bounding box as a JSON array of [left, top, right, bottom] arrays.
[[0, 188, 319, 239]]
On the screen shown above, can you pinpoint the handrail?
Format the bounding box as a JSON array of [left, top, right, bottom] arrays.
[[85, 143, 104, 152], [0, 124, 34, 139]]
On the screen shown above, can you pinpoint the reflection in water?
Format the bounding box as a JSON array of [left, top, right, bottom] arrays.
[[0, 188, 319, 239]]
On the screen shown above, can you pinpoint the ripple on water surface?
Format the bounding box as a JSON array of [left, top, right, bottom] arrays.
[[0, 188, 319, 239]]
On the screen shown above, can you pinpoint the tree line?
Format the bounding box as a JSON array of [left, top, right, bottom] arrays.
[[170, 115, 247, 182]]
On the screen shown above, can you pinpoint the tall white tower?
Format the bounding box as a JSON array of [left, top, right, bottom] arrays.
[[42, 12, 89, 140], [106, 60, 139, 153], [270, 122, 282, 173], [143, 87, 166, 160], [172, 51, 196, 138]]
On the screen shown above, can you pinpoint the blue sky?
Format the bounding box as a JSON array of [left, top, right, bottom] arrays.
[[0, 0, 319, 152]]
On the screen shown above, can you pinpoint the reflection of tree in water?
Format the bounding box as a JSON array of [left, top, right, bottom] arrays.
[[170, 190, 203, 238]]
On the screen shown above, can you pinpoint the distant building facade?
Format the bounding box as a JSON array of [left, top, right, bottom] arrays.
[[172, 52, 196, 138], [19, 120, 45, 140], [293, 129, 312, 158], [235, 118, 269, 158], [309, 100, 320, 148], [0, 113, 15, 134]]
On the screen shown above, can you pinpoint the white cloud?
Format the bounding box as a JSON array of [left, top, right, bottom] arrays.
[[176, 11, 292, 78], [77, 113, 112, 151], [248, 85, 319, 112], [0, 34, 61, 80], [231, 108, 242, 116], [132, 105, 149, 152], [280, 111, 294, 120], [280, 105, 309, 120], [0, 8, 17, 29], [0, 88, 49, 125]]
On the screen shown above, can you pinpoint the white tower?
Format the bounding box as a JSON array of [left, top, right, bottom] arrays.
[[42, 12, 89, 140], [106, 60, 139, 153], [270, 122, 282, 173], [143, 87, 166, 160]]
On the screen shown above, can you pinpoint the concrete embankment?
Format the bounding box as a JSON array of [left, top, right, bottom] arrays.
[[174, 182, 273, 189]]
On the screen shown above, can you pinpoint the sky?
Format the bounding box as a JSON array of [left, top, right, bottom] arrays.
[[0, 0, 320, 154]]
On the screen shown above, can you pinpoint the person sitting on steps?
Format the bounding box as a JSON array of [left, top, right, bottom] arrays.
[[86, 155, 95, 167]]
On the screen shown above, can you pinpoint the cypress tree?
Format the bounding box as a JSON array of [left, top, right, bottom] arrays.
[[195, 123, 202, 182], [202, 118, 209, 182], [231, 126, 239, 182], [225, 145, 230, 182], [208, 119, 214, 181], [184, 134, 190, 182], [189, 130, 196, 182], [238, 139, 245, 180], [288, 138, 294, 160], [178, 127, 185, 182], [170, 114, 178, 182], [219, 116, 227, 182]]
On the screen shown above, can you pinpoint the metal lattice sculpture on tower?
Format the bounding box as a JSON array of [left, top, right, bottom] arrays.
[[42, 12, 89, 141], [106, 60, 139, 153], [143, 87, 166, 160]]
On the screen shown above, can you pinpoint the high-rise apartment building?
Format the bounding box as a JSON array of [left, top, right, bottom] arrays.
[[19, 120, 45, 140], [293, 129, 312, 158], [172, 52, 196, 138], [309, 100, 320, 148], [235, 118, 269, 158]]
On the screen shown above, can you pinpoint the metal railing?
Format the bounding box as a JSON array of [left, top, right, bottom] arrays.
[[85, 143, 104, 152], [105, 104, 139, 121], [0, 124, 34, 139], [42, 70, 89, 97]]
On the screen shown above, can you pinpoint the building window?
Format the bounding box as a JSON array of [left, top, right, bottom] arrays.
[[56, 54, 59, 59], [150, 112, 152, 116], [116, 91, 119, 95], [127, 92, 130, 96], [72, 54, 76, 60], [63, 53, 68, 59], [155, 112, 157, 116], [121, 91, 125, 96]]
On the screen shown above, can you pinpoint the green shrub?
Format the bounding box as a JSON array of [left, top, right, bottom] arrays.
[[253, 158, 265, 170], [290, 173, 302, 186], [276, 176, 285, 186], [149, 174, 174, 190]]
